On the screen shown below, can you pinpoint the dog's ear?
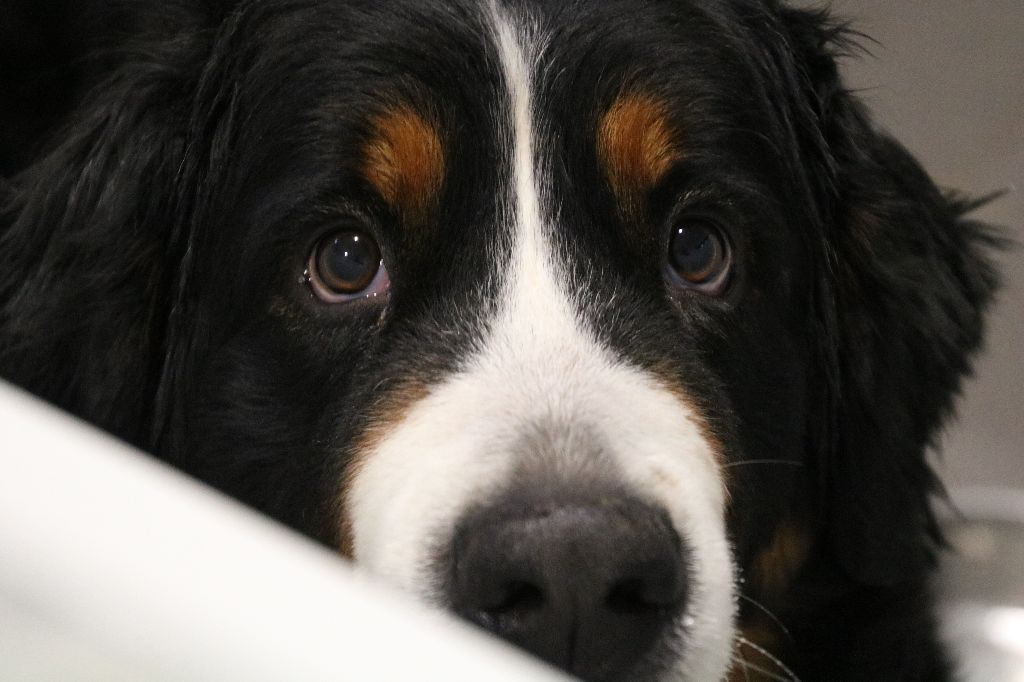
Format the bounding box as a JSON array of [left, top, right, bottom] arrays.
[[0, 4, 219, 449], [777, 6, 1000, 586], [0, 0, 89, 176]]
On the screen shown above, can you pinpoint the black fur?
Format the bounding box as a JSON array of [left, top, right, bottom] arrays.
[[0, 1, 999, 679]]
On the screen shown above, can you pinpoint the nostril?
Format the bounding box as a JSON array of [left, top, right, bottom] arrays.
[[475, 580, 545, 634], [605, 572, 683, 615], [606, 578, 660, 615], [486, 580, 545, 615]]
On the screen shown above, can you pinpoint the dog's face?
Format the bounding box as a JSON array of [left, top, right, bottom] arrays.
[[177, 2, 820, 677], [0, 1, 998, 680]]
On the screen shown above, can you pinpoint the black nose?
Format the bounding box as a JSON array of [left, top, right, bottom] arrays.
[[446, 494, 689, 681]]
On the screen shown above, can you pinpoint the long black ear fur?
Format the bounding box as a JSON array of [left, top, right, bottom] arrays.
[[779, 6, 1000, 586], [0, 4, 214, 449]]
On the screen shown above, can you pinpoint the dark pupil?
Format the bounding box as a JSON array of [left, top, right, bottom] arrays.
[[670, 223, 721, 283], [317, 231, 380, 293]]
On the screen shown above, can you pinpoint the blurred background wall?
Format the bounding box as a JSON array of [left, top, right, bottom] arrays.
[[827, 1, 1023, 489]]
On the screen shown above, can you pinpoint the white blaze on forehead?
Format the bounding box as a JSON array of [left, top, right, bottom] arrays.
[[346, 4, 736, 679]]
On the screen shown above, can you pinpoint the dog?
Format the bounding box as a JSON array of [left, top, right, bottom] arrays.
[[0, 1, 1000, 679]]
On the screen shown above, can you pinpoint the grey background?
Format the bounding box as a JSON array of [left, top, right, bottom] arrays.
[[826, 1, 1023, 489]]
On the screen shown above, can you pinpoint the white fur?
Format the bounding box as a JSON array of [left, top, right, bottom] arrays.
[[347, 3, 736, 679]]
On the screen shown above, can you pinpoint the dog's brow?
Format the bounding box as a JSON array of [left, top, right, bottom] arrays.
[[361, 105, 445, 223], [597, 92, 680, 219]]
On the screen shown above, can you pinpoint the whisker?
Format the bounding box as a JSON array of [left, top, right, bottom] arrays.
[[730, 651, 753, 682], [739, 593, 793, 640], [732, 657, 795, 682], [722, 459, 804, 469], [736, 635, 802, 682]]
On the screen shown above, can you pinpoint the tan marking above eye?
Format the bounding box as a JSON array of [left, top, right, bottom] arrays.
[[597, 92, 680, 218], [361, 105, 445, 223]]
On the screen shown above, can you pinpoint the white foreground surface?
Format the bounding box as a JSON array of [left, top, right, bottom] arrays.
[[0, 380, 567, 681]]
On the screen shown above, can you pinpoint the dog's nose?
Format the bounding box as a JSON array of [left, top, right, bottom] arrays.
[[447, 495, 688, 681]]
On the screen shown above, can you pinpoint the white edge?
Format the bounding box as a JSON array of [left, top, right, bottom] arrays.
[[0, 379, 569, 682]]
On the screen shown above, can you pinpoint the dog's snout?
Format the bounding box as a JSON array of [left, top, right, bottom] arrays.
[[447, 494, 688, 681]]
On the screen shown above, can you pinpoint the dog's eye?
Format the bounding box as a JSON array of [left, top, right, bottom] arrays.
[[666, 220, 731, 295], [307, 230, 390, 303]]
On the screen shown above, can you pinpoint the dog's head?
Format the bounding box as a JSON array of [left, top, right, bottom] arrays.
[[0, 1, 999, 679]]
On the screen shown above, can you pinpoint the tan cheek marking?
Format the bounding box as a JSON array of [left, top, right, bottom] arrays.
[[361, 106, 445, 223], [728, 623, 785, 682], [751, 521, 812, 598], [645, 366, 730, 510], [597, 92, 680, 219], [336, 381, 430, 558], [648, 360, 727, 466], [729, 525, 811, 680]]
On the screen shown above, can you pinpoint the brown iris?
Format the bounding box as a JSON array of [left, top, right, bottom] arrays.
[[667, 221, 731, 293], [667, 218, 733, 292], [313, 230, 381, 295]]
